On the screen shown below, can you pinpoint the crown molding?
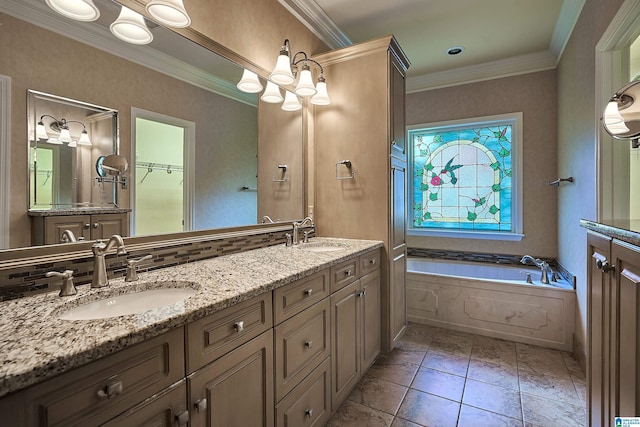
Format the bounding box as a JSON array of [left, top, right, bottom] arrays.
[[549, 0, 586, 62], [406, 50, 557, 93], [0, 0, 256, 106], [277, 0, 351, 49]]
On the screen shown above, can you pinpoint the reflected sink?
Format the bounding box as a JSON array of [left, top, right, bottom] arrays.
[[297, 242, 348, 252], [57, 287, 197, 320]]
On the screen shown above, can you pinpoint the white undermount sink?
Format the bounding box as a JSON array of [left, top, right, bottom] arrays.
[[57, 287, 197, 321], [297, 242, 348, 252]]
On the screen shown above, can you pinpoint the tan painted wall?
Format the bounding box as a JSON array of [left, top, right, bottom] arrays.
[[406, 69, 558, 258]]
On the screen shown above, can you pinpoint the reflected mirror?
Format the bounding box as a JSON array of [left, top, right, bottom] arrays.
[[3, 0, 304, 248], [602, 79, 640, 145]]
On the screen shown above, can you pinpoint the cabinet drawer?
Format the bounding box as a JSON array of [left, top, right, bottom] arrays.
[[360, 249, 381, 277], [0, 327, 184, 427], [186, 292, 272, 373], [331, 258, 359, 292], [275, 298, 330, 402], [275, 357, 331, 427], [274, 270, 329, 325]]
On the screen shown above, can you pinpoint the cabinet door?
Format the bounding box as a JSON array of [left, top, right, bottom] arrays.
[[43, 215, 90, 244], [612, 240, 640, 418], [587, 231, 613, 427], [91, 213, 128, 240], [102, 380, 188, 427], [390, 54, 406, 159], [331, 280, 360, 409], [361, 269, 381, 372], [188, 331, 274, 427]]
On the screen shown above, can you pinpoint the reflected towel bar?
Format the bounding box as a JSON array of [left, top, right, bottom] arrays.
[[548, 177, 574, 186], [336, 160, 354, 180]]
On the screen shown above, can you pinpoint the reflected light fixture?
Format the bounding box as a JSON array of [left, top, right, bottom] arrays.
[[604, 101, 624, 126], [146, 0, 191, 28], [36, 115, 92, 146], [261, 81, 284, 103], [110, 6, 153, 45], [237, 69, 263, 93], [281, 90, 302, 111], [45, 0, 100, 21]]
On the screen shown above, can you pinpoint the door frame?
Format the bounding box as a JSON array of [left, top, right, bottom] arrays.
[[130, 107, 195, 235]]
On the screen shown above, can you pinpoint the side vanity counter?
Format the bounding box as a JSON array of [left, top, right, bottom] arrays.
[[0, 237, 383, 399]]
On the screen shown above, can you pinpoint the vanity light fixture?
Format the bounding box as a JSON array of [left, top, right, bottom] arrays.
[[236, 69, 263, 93], [146, 0, 191, 28], [268, 39, 331, 105], [260, 81, 284, 103], [110, 6, 154, 45], [36, 115, 92, 146], [281, 90, 302, 111], [45, 0, 100, 22]]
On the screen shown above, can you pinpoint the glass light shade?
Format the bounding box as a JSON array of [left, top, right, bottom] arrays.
[[269, 54, 295, 85], [46, 137, 63, 145], [294, 67, 317, 97], [281, 91, 302, 111], [77, 130, 92, 146], [146, 0, 191, 28], [58, 128, 73, 143], [45, 0, 100, 21], [310, 81, 331, 105], [110, 7, 154, 45], [67, 140, 78, 148], [604, 101, 624, 126], [36, 122, 49, 140], [608, 121, 630, 135], [237, 69, 263, 93], [261, 81, 284, 103]]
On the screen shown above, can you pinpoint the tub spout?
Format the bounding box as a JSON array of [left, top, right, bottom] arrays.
[[520, 255, 554, 284]]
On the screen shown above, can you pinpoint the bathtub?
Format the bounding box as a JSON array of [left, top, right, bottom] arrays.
[[406, 257, 576, 351]]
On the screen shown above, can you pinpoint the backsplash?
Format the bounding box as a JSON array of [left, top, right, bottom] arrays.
[[0, 227, 313, 301]]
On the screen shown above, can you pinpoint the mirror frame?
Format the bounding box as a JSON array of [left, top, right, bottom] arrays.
[[602, 79, 640, 143]]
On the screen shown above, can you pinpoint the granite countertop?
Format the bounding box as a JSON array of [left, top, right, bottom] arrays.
[[28, 207, 132, 216], [0, 237, 383, 398], [580, 219, 640, 246]]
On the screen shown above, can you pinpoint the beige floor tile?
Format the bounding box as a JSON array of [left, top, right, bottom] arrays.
[[518, 370, 581, 406], [467, 358, 519, 390], [397, 389, 460, 427], [347, 375, 408, 415], [470, 335, 518, 366], [458, 404, 523, 427], [462, 378, 522, 419], [326, 400, 395, 427], [422, 350, 470, 377], [368, 361, 419, 387], [515, 342, 571, 379], [562, 351, 586, 380], [411, 367, 466, 402], [521, 392, 586, 426], [377, 348, 426, 366], [390, 417, 424, 427]]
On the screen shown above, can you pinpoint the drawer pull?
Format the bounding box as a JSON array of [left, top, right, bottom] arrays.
[[304, 288, 313, 297], [96, 380, 123, 400], [233, 321, 244, 333], [344, 269, 352, 277], [175, 410, 190, 426], [305, 408, 314, 418], [194, 398, 208, 412], [369, 259, 376, 265], [304, 340, 313, 349]]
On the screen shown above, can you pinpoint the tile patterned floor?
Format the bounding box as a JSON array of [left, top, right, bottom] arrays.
[[326, 323, 587, 427]]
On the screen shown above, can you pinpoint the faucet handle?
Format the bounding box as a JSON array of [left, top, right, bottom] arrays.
[[46, 270, 77, 297], [125, 255, 153, 282]]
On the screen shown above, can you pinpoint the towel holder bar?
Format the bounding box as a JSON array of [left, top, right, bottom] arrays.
[[336, 160, 355, 180]]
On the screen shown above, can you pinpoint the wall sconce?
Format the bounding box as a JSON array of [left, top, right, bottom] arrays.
[[44, 0, 100, 22], [36, 115, 92, 147], [236, 69, 264, 93], [281, 90, 302, 111]]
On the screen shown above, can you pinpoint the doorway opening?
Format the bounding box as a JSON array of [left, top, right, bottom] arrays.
[[131, 108, 194, 236]]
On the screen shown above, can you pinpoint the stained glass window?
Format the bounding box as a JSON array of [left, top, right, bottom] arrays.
[[409, 114, 522, 236]]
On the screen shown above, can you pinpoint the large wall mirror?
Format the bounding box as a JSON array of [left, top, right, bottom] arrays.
[[2, 0, 304, 249]]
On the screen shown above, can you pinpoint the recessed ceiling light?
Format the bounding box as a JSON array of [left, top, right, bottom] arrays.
[[446, 46, 464, 56]]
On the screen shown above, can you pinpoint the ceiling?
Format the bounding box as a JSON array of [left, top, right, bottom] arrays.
[[278, 0, 585, 92]]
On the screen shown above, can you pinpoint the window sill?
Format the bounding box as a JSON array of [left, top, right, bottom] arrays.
[[407, 229, 525, 241]]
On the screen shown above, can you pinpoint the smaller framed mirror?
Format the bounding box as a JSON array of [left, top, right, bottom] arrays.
[[27, 90, 119, 210], [602, 80, 640, 145]]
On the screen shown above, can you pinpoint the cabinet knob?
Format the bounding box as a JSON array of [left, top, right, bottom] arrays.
[[304, 288, 313, 297], [233, 320, 244, 333], [194, 398, 208, 412], [96, 380, 123, 400], [595, 259, 615, 273], [175, 410, 190, 426], [84, 223, 91, 229], [92, 223, 99, 229], [369, 259, 376, 265], [356, 290, 365, 298], [304, 340, 313, 349], [305, 408, 314, 418], [344, 269, 352, 277]]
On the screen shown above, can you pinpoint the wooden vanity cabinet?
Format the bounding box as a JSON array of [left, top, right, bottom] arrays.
[[587, 231, 640, 425], [0, 327, 185, 427], [31, 212, 128, 245]]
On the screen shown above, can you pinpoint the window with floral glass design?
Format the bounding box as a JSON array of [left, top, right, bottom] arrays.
[[408, 113, 523, 239]]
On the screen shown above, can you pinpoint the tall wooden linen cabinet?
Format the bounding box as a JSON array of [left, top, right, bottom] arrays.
[[312, 36, 410, 352]]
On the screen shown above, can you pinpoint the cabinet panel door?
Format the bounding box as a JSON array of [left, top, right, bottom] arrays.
[[391, 159, 406, 250], [44, 215, 90, 244], [331, 280, 360, 409], [361, 269, 381, 372], [390, 250, 407, 348], [612, 240, 640, 418], [188, 331, 274, 427], [91, 213, 128, 240], [390, 54, 406, 159]]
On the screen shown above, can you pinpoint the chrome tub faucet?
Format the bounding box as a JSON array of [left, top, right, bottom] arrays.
[[520, 255, 555, 284], [91, 235, 127, 288]]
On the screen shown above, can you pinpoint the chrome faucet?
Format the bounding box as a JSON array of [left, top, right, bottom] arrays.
[[91, 235, 127, 288], [292, 217, 314, 245], [520, 255, 555, 284], [60, 229, 77, 243], [261, 215, 275, 224]]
